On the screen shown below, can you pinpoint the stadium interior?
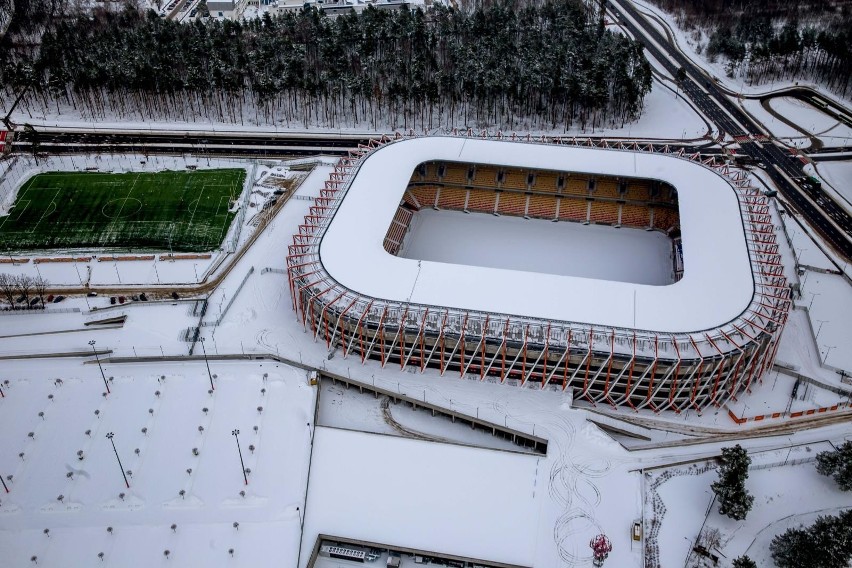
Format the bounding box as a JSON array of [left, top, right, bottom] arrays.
[[384, 161, 685, 282]]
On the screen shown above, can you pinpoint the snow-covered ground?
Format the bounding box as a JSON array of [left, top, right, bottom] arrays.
[[0, 359, 314, 568], [0, 154, 313, 289], [811, 160, 852, 212], [299, 426, 541, 568], [316, 378, 537, 454], [630, 0, 852, 107], [649, 442, 852, 567], [400, 209, 674, 285], [7, 75, 708, 140], [1, 140, 850, 568]]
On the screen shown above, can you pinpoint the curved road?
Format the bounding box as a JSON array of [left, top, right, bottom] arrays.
[[610, 0, 852, 261]]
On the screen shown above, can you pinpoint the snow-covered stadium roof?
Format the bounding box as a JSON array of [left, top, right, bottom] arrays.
[[319, 137, 754, 334]]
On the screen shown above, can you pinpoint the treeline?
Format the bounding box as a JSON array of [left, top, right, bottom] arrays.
[[0, 1, 652, 131], [0, 273, 49, 310], [648, 0, 850, 97]]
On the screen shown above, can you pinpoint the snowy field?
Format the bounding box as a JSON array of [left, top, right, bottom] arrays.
[[0, 154, 311, 288], [648, 443, 852, 567], [767, 97, 852, 143], [812, 160, 852, 211], [299, 427, 542, 568], [1, 141, 851, 568], [399, 209, 674, 285], [316, 378, 538, 454], [7, 76, 708, 140], [0, 359, 314, 568]]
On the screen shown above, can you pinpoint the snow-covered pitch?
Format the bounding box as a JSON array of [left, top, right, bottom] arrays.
[[286, 135, 791, 412]]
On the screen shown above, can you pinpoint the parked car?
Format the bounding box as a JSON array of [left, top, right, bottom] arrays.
[[118, 296, 126, 304], [110, 296, 117, 305], [53, 295, 65, 303]]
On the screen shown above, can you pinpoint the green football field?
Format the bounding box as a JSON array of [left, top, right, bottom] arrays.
[[0, 169, 246, 253]]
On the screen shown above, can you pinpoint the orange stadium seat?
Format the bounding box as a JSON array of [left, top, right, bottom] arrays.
[[409, 185, 440, 208], [527, 194, 556, 219], [502, 170, 529, 191], [437, 187, 468, 210], [557, 197, 588, 222], [594, 179, 621, 199], [473, 166, 499, 186], [534, 172, 560, 194], [652, 206, 680, 231], [624, 180, 651, 201], [497, 192, 527, 216], [441, 164, 469, 185], [566, 177, 590, 197], [423, 163, 441, 183], [590, 200, 619, 224], [466, 189, 496, 213], [621, 203, 651, 228]]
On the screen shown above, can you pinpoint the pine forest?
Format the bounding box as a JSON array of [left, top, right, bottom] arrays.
[[0, 1, 653, 131]]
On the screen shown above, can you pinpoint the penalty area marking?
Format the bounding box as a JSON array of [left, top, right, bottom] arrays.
[[1, 200, 30, 229], [28, 190, 60, 234]]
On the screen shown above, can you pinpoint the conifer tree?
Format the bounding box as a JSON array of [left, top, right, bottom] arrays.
[[710, 444, 754, 521], [816, 441, 852, 491], [731, 555, 756, 568]]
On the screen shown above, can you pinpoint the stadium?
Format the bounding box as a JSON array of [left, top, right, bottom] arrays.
[[286, 134, 791, 412]]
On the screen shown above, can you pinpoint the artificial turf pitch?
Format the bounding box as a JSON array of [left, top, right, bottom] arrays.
[[0, 169, 246, 253]]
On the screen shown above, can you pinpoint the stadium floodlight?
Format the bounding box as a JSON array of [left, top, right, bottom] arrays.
[[89, 340, 110, 394]]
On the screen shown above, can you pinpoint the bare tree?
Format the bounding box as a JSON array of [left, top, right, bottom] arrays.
[[33, 274, 48, 309], [15, 274, 33, 308], [0, 273, 17, 309]]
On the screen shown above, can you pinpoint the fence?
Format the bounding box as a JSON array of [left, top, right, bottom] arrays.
[[203, 266, 254, 327]]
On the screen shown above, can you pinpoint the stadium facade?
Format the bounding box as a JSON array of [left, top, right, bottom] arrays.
[[286, 134, 790, 412]]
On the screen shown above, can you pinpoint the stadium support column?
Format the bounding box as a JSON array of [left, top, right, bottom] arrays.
[[398, 305, 409, 371], [582, 328, 595, 404], [734, 324, 760, 393], [544, 337, 570, 390], [603, 330, 615, 405], [330, 298, 358, 354], [541, 323, 551, 387], [521, 325, 530, 385], [705, 333, 727, 406], [645, 335, 660, 412], [688, 336, 706, 412], [479, 316, 490, 379], [378, 307, 388, 367], [458, 313, 469, 378], [501, 319, 509, 382], [562, 330, 573, 391], [721, 330, 746, 400], [438, 311, 449, 376], [318, 292, 346, 347], [355, 300, 374, 363], [418, 309, 429, 372], [668, 337, 682, 412], [625, 333, 637, 410]]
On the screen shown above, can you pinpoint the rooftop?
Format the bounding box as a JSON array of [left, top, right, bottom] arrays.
[[319, 137, 755, 334]]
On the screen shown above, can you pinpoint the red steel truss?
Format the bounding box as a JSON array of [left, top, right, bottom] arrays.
[[286, 133, 790, 413]]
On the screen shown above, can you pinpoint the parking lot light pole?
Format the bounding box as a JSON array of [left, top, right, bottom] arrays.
[[105, 432, 130, 489], [89, 340, 110, 394], [199, 337, 214, 391], [232, 429, 248, 486]]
